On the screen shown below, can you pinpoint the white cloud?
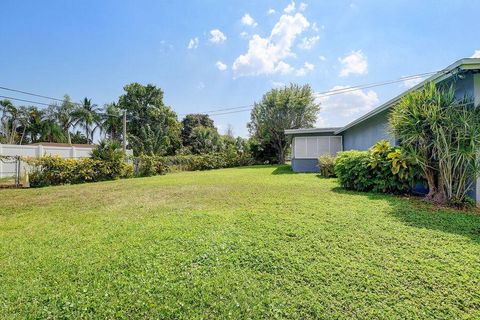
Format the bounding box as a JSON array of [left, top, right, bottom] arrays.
[[298, 35, 320, 50], [241, 13, 258, 27], [319, 55, 326, 61], [187, 37, 199, 49], [284, 1, 296, 13], [338, 50, 368, 77], [267, 8, 276, 15], [315, 86, 379, 126], [471, 50, 480, 58], [311, 22, 319, 32], [402, 76, 426, 88], [271, 81, 285, 88], [296, 62, 315, 76], [209, 29, 227, 43], [216, 61, 227, 71], [240, 31, 248, 38], [299, 2, 308, 11], [232, 12, 310, 76]]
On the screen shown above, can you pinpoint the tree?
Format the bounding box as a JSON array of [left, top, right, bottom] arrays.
[[181, 114, 216, 147], [70, 131, 88, 144], [51, 95, 76, 144], [189, 126, 222, 154], [39, 118, 65, 143], [390, 82, 480, 205], [0, 99, 20, 144], [73, 97, 101, 144], [100, 103, 122, 142], [118, 83, 181, 156], [25, 107, 45, 143], [248, 84, 320, 164]]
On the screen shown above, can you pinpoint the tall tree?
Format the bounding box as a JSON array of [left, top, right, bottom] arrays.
[[189, 126, 222, 154], [51, 95, 76, 144], [100, 103, 122, 142], [0, 99, 20, 144], [118, 83, 181, 155], [73, 98, 101, 144], [248, 84, 320, 164], [390, 82, 480, 204], [181, 114, 216, 147]]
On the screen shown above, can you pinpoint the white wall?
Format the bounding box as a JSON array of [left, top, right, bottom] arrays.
[[0, 144, 94, 178]]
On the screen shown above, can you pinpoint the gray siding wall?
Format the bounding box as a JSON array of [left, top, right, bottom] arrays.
[[342, 110, 395, 151], [291, 158, 319, 172]]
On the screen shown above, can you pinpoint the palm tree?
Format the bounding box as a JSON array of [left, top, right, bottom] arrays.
[[39, 118, 65, 143], [73, 98, 101, 144], [0, 99, 20, 144], [51, 95, 76, 144], [100, 103, 122, 141], [26, 107, 45, 143]]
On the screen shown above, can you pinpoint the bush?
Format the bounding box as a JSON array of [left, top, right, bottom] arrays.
[[334, 140, 419, 193], [134, 152, 256, 177], [27, 155, 132, 187], [318, 155, 336, 178], [335, 151, 373, 191]]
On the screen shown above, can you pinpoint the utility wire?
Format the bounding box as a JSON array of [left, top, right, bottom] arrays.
[[0, 69, 450, 118]]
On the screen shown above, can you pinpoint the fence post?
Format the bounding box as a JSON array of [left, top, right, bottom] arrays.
[[37, 144, 44, 157], [0, 144, 3, 178]]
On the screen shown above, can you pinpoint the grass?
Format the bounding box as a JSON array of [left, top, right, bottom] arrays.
[[1, 165, 479, 319]]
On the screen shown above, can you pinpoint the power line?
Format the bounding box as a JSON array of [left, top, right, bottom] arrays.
[[0, 68, 450, 118], [0, 95, 52, 107]]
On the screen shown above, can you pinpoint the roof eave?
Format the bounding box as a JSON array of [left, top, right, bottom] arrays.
[[334, 58, 480, 134]]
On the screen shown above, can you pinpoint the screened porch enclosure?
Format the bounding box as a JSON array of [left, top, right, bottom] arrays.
[[293, 136, 343, 159]]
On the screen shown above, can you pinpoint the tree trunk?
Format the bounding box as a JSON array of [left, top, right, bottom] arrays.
[[19, 126, 26, 145], [277, 147, 285, 164], [425, 167, 447, 204]]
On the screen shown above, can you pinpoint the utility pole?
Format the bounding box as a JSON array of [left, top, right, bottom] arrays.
[[122, 110, 127, 156]]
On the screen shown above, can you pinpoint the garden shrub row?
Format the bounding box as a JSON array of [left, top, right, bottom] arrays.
[[334, 140, 420, 194], [26, 156, 133, 187], [135, 152, 255, 177]]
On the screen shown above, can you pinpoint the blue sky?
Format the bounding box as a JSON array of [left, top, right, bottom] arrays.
[[1, 0, 479, 137]]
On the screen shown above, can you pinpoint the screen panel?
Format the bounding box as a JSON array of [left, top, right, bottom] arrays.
[[294, 136, 343, 158]]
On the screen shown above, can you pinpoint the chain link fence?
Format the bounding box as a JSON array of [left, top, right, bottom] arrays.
[[0, 156, 25, 188]]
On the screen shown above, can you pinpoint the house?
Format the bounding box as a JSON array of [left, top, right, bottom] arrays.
[[285, 58, 480, 198]]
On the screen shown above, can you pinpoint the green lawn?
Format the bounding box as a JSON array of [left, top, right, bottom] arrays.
[[1, 166, 479, 319]]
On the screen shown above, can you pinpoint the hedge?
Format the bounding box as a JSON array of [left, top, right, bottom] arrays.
[[134, 152, 255, 177], [26, 156, 133, 187], [334, 140, 420, 194]]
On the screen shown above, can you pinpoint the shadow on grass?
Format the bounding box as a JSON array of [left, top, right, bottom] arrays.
[[331, 186, 480, 243], [271, 165, 295, 175]]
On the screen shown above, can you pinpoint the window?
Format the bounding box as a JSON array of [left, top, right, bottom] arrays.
[[294, 136, 342, 159]]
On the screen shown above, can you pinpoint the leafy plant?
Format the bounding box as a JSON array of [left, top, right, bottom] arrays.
[[318, 155, 336, 178], [335, 141, 418, 193], [248, 84, 320, 164], [390, 82, 480, 205]]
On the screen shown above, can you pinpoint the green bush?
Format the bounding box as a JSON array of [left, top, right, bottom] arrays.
[[27, 155, 132, 187], [335, 150, 373, 191], [334, 140, 419, 193], [368, 140, 419, 193], [134, 152, 255, 177], [318, 155, 336, 178]]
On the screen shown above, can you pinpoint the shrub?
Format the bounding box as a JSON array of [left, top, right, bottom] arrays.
[[318, 155, 336, 178], [335, 150, 373, 191], [390, 82, 480, 205], [134, 152, 256, 177], [27, 155, 132, 187], [334, 140, 419, 193]]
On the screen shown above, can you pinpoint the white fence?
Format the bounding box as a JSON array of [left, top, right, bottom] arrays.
[[0, 143, 95, 178]]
